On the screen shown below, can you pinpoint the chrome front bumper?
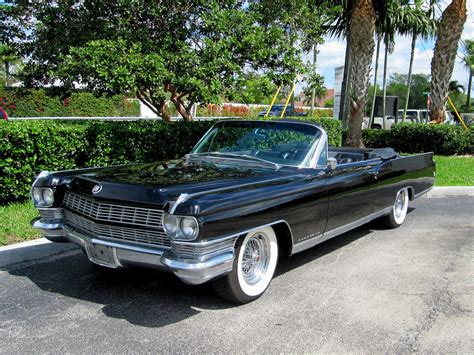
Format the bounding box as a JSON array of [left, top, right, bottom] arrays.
[[32, 218, 235, 285]]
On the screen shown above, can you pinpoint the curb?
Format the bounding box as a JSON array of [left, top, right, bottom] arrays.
[[0, 186, 472, 270], [427, 186, 474, 197], [0, 238, 79, 271]]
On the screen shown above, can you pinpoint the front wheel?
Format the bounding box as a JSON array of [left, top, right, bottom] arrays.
[[381, 188, 409, 228], [212, 226, 278, 304]]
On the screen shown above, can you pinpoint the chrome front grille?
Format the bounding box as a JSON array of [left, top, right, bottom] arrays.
[[62, 192, 163, 229], [64, 210, 171, 248]]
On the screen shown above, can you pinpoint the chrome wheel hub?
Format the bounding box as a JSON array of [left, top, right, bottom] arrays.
[[241, 234, 269, 285], [394, 190, 406, 219]]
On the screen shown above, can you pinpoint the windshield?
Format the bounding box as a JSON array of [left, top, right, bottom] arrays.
[[190, 120, 324, 167]]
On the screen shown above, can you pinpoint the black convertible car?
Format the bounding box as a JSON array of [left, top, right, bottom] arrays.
[[32, 120, 435, 303]]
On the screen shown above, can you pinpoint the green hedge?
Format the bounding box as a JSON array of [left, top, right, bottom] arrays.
[[362, 124, 473, 155], [0, 117, 340, 204], [0, 88, 140, 117], [0, 122, 89, 203]]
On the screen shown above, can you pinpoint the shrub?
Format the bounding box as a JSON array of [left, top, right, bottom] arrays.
[[0, 88, 140, 117], [0, 117, 341, 204], [0, 120, 213, 204], [362, 123, 472, 155], [0, 121, 88, 204]]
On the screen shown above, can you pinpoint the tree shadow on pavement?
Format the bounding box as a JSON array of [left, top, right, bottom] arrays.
[[7, 209, 414, 328]]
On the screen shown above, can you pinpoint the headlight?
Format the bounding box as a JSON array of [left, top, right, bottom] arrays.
[[32, 187, 43, 204], [163, 213, 178, 236], [180, 217, 199, 239], [162, 213, 199, 240], [42, 188, 54, 206], [31, 187, 54, 207]]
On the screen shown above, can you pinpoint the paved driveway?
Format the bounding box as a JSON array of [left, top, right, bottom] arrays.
[[1, 196, 473, 353]]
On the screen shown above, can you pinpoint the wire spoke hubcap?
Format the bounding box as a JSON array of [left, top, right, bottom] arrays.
[[394, 189, 407, 219], [241, 234, 269, 285]]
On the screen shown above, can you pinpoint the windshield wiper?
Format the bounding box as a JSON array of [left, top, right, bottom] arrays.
[[187, 152, 280, 170]]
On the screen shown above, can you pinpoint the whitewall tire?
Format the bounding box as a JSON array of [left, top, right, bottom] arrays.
[[212, 226, 278, 304], [382, 188, 410, 228]]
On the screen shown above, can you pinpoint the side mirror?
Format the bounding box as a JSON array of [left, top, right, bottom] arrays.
[[326, 157, 337, 171]]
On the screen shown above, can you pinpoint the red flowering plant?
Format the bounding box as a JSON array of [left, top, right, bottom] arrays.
[[0, 95, 17, 118]]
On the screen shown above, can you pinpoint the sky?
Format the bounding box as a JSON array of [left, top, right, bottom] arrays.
[[301, 0, 474, 96]]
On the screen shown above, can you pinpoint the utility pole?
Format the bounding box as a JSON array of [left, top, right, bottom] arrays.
[[466, 69, 472, 111]]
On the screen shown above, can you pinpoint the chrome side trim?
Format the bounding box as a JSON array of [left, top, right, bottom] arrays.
[[176, 219, 294, 247], [291, 207, 393, 254], [414, 186, 433, 199], [169, 193, 189, 214]]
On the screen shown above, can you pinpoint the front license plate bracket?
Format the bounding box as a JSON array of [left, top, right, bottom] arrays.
[[86, 242, 118, 268]]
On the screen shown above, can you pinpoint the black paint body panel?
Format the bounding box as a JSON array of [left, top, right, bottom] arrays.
[[34, 152, 435, 247]]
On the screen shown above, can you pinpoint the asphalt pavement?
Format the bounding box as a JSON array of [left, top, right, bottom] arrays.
[[1, 196, 473, 353]]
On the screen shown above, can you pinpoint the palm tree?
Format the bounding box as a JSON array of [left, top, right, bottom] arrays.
[[345, 0, 376, 147], [399, 0, 437, 122], [462, 39, 474, 111], [430, 0, 467, 123]]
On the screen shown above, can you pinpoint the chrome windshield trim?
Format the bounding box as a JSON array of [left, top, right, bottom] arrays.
[[189, 119, 326, 169]]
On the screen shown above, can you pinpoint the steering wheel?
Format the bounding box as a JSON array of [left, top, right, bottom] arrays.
[[277, 150, 297, 160]]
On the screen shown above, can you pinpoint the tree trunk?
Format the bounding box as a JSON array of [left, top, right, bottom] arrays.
[[345, 0, 376, 148], [157, 101, 171, 122], [5, 61, 10, 87], [466, 69, 472, 111], [171, 96, 193, 122], [136, 90, 171, 122], [310, 44, 317, 113], [369, 35, 381, 127], [430, 0, 467, 123], [403, 33, 417, 122], [381, 35, 389, 129], [339, 36, 352, 130]]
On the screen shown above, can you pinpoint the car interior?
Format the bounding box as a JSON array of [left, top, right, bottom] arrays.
[[328, 147, 397, 164]]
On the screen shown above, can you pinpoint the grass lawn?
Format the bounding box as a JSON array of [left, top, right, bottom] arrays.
[[0, 202, 40, 246], [434, 155, 474, 186], [0, 155, 472, 246]]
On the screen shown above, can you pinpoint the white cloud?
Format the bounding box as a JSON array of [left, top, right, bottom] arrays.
[[310, 0, 474, 95]]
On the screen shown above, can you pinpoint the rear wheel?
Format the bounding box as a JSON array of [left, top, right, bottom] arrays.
[[212, 226, 278, 304], [381, 188, 409, 228]]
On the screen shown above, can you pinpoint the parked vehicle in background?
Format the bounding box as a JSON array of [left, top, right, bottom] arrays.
[[397, 109, 454, 125], [258, 104, 307, 117], [363, 109, 455, 130], [363, 115, 417, 129]]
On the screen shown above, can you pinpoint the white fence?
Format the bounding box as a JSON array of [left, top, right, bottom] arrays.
[[6, 116, 237, 121]]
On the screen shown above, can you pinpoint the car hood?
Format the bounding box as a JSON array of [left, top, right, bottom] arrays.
[[39, 159, 307, 209]]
